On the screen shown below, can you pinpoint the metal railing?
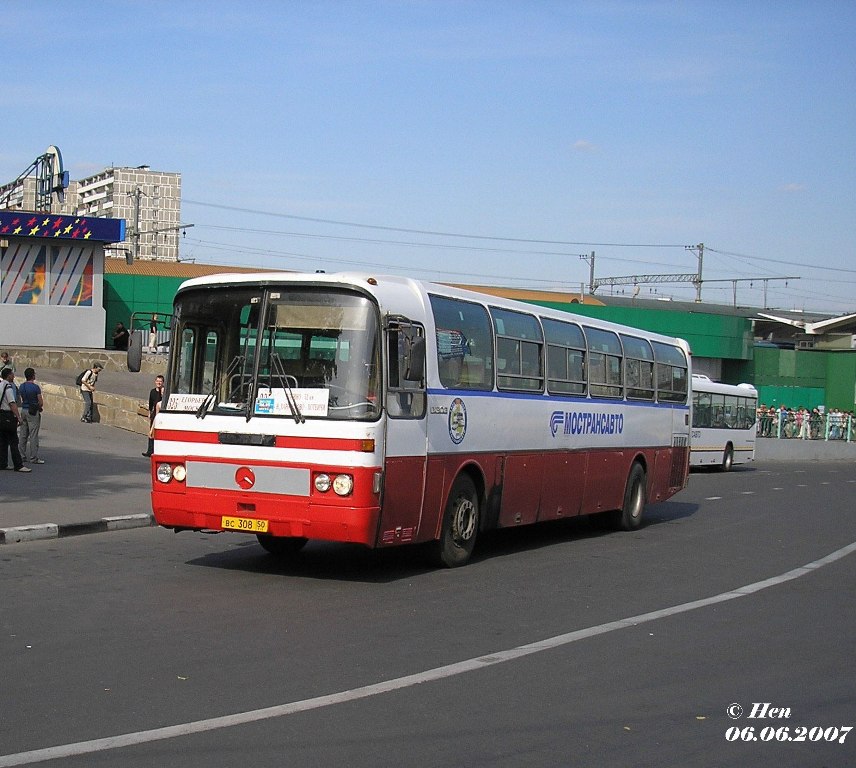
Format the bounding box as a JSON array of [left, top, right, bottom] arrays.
[[756, 411, 855, 441]]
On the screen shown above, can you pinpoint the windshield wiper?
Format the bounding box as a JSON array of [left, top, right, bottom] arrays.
[[270, 352, 305, 424], [196, 355, 244, 420]]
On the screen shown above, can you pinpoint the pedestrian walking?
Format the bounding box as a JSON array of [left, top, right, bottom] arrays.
[[17, 367, 44, 464], [148, 314, 160, 352], [0, 367, 31, 472], [142, 374, 164, 457], [0, 351, 13, 372], [79, 362, 104, 423]]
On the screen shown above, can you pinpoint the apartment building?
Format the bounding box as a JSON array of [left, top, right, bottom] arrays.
[[77, 166, 181, 262], [0, 165, 181, 262]]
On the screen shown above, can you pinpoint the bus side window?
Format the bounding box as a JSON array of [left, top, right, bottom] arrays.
[[584, 326, 623, 398], [491, 307, 543, 392], [692, 391, 712, 427], [620, 334, 655, 401], [429, 295, 493, 390], [543, 318, 586, 396], [652, 341, 688, 404]]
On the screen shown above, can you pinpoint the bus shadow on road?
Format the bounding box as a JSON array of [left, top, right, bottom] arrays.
[[185, 500, 699, 582], [689, 464, 757, 474], [642, 500, 699, 524], [473, 500, 699, 561], [186, 538, 440, 583]]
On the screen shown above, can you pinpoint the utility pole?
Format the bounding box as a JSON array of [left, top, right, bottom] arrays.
[[129, 186, 145, 265], [580, 251, 595, 292], [685, 242, 704, 302]]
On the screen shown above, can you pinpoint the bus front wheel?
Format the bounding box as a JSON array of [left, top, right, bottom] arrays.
[[433, 475, 479, 568], [256, 534, 308, 557], [721, 445, 734, 472]]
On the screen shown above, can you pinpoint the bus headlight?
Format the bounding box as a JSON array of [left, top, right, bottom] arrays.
[[332, 474, 353, 496], [314, 473, 331, 493], [156, 463, 173, 484], [156, 463, 186, 483]]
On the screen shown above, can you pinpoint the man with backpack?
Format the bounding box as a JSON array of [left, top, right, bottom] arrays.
[[78, 363, 104, 423], [18, 367, 44, 464]]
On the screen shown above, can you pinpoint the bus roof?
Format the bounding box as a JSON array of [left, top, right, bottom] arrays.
[[691, 374, 757, 397]]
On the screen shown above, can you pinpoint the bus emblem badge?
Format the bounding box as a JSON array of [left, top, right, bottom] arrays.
[[235, 467, 256, 489], [448, 398, 467, 444]]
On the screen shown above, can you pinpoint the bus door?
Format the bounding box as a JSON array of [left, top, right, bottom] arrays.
[[379, 319, 428, 546]]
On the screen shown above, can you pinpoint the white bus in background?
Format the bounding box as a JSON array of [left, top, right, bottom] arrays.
[[135, 272, 692, 567], [690, 374, 757, 471]]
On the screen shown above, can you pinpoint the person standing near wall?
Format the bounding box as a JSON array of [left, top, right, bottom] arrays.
[[142, 374, 164, 457], [1, 367, 31, 472], [17, 367, 44, 464], [148, 314, 160, 352]]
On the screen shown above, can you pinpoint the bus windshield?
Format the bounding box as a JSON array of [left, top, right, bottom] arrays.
[[168, 285, 381, 421]]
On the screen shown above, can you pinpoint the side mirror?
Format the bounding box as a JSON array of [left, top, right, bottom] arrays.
[[404, 336, 426, 382], [127, 330, 143, 373]]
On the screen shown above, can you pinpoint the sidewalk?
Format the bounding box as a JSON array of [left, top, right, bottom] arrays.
[[0, 413, 155, 544], [1, 347, 166, 545]]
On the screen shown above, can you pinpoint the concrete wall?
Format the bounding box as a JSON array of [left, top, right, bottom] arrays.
[[5, 347, 167, 435]]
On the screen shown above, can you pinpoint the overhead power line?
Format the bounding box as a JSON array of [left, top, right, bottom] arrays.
[[707, 248, 856, 275], [181, 236, 585, 288], [183, 199, 688, 249], [181, 198, 855, 308]]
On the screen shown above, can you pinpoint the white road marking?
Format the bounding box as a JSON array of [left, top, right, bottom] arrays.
[[2, 540, 855, 767]]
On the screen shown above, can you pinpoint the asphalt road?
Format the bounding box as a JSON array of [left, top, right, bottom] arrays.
[[1, 459, 855, 767]]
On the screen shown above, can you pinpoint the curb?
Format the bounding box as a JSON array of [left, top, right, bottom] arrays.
[[0, 513, 155, 545]]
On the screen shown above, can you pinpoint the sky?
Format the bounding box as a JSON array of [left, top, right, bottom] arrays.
[[3, 1, 855, 314]]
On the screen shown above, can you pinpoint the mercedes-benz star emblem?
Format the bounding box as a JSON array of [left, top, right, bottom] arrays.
[[235, 467, 255, 489]]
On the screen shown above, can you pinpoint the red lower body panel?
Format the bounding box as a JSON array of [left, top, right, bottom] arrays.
[[150, 444, 687, 549], [153, 488, 381, 545]]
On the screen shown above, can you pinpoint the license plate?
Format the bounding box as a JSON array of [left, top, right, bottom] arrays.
[[221, 515, 269, 533]]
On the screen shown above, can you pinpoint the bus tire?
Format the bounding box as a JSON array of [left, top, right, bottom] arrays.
[[432, 474, 479, 568], [721, 444, 734, 472], [256, 534, 308, 557], [607, 462, 646, 531]]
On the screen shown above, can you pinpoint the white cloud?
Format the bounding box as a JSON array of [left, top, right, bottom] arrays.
[[573, 139, 597, 153], [780, 182, 804, 192]]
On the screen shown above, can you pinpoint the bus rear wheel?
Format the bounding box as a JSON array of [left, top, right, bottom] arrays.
[[432, 474, 479, 568], [604, 463, 646, 531], [721, 444, 734, 472], [256, 534, 308, 557]]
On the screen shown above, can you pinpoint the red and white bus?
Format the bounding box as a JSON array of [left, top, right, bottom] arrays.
[[143, 272, 691, 566]]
